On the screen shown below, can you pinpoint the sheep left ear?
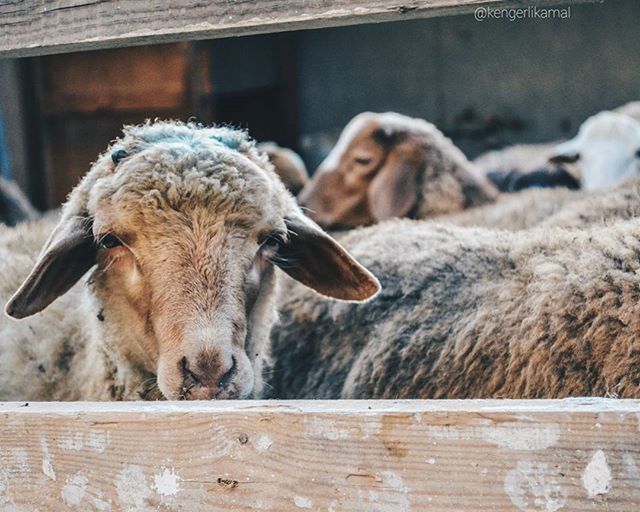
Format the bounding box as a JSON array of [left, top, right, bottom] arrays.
[[368, 139, 424, 222], [5, 215, 97, 319], [277, 214, 380, 301], [549, 140, 581, 164]]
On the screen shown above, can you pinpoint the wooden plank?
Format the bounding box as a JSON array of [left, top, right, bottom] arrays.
[[1, 0, 597, 58], [38, 44, 192, 115], [0, 398, 637, 510]]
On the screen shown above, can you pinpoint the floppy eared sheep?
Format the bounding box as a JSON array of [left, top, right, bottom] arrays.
[[298, 112, 499, 229], [443, 113, 640, 230], [269, 218, 640, 399], [258, 142, 309, 196], [473, 105, 640, 193], [549, 111, 640, 191], [0, 121, 379, 401], [298, 111, 640, 231]]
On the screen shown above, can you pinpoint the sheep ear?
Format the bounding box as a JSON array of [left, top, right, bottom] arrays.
[[277, 214, 380, 301], [368, 140, 423, 221], [5, 215, 97, 319], [549, 140, 581, 164]]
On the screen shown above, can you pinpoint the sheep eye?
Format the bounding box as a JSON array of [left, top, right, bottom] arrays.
[[260, 232, 286, 251], [636, 148, 640, 158], [99, 234, 122, 249], [354, 156, 372, 165]]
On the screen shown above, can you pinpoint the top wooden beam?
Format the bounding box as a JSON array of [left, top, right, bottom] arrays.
[[1, 0, 596, 58]]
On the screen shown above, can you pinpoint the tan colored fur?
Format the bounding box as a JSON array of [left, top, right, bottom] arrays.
[[472, 141, 563, 178], [270, 218, 640, 399], [298, 112, 498, 229], [441, 187, 582, 230], [258, 142, 309, 196], [0, 121, 377, 401]]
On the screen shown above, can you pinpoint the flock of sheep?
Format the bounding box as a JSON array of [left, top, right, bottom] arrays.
[[1, 101, 640, 402]]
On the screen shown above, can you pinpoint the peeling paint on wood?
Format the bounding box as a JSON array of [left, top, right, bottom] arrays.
[[0, 399, 635, 510]]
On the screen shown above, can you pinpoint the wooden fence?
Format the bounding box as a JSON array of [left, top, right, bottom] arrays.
[[0, 399, 637, 510], [1, 1, 635, 510]]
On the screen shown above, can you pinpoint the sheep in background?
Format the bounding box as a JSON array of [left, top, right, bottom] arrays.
[[472, 142, 579, 192], [257, 142, 309, 196], [614, 100, 640, 122], [549, 111, 640, 191], [298, 112, 498, 229], [440, 186, 582, 231], [539, 177, 640, 229], [269, 218, 640, 399], [443, 113, 640, 230], [473, 103, 640, 193], [0, 121, 379, 401], [0, 177, 39, 226]]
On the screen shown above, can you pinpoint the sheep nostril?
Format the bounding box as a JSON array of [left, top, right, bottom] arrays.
[[219, 356, 237, 390], [180, 357, 200, 399]]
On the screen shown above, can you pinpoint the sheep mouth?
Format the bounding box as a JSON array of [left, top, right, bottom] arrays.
[[138, 378, 165, 401], [218, 356, 238, 390]]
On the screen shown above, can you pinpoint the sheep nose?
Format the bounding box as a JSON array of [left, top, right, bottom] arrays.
[[180, 355, 237, 400]]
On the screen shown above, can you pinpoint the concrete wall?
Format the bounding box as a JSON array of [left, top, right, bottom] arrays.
[[295, 0, 640, 167]]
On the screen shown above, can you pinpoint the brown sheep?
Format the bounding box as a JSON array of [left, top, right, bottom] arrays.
[[298, 112, 498, 229], [257, 142, 309, 195], [269, 218, 640, 399], [0, 121, 379, 401]]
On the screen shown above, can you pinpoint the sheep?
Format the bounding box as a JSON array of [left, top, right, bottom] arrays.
[[538, 177, 640, 229], [297, 112, 499, 230], [269, 218, 640, 399], [257, 142, 309, 195], [442, 113, 640, 231], [614, 100, 640, 122], [0, 177, 39, 226], [472, 142, 578, 192], [549, 111, 640, 191], [298, 110, 639, 231], [0, 121, 379, 401], [473, 106, 640, 193], [440, 186, 583, 231]]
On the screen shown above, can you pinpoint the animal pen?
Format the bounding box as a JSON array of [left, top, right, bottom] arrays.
[[1, 1, 639, 511]]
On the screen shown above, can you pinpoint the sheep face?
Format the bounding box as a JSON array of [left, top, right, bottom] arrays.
[[550, 112, 640, 191], [5, 122, 380, 400], [298, 112, 491, 229]]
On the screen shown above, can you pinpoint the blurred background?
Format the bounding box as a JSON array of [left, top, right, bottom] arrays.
[[0, 0, 638, 210]]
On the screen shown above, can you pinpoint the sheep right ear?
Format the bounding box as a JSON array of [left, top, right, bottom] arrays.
[[368, 140, 424, 222], [5, 215, 97, 319], [277, 214, 380, 302]]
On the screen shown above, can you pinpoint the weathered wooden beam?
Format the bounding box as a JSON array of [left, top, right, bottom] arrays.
[[1, 0, 597, 58], [0, 398, 637, 510]]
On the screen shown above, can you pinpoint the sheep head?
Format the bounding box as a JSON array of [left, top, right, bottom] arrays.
[[258, 142, 309, 196], [5, 121, 380, 400], [550, 111, 640, 191], [298, 112, 497, 229]]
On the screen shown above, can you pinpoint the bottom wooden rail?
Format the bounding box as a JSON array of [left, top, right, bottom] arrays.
[[0, 399, 637, 511]]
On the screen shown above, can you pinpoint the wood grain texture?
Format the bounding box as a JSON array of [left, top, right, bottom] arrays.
[[0, 399, 637, 510], [1, 0, 597, 58]]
